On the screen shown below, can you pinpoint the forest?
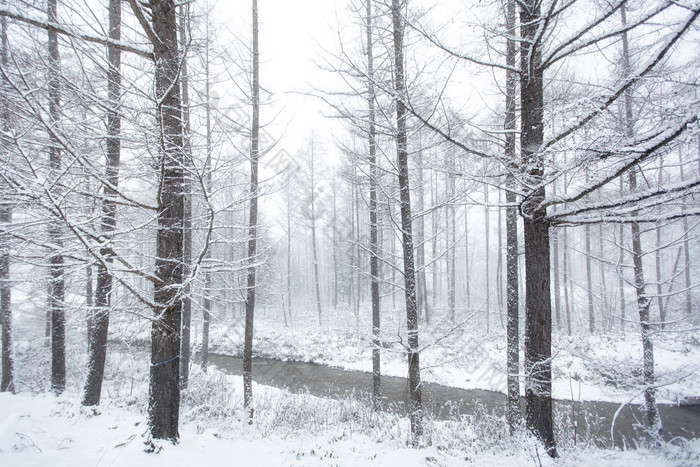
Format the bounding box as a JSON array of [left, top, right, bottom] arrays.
[[0, 0, 699, 465]]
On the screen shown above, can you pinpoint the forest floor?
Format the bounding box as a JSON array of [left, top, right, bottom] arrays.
[[2, 299, 700, 465], [2, 362, 699, 467]]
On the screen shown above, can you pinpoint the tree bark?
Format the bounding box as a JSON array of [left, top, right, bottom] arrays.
[[447, 160, 456, 321], [520, 0, 556, 456], [0, 2, 14, 394], [504, 0, 519, 433], [310, 140, 323, 326], [47, 0, 66, 396], [464, 204, 470, 311], [586, 224, 594, 334], [621, 4, 660, 436], [82, 0, 121, 406], [391, 0, 422, 445], [618, 179, 626, 332], [243, 0, 260, 416], [201, 16, 212, 372], [484, 183, 490, 332], [366, 0, 382, 413], [137, 0, 185, 442], [178, 3, 192, 388]]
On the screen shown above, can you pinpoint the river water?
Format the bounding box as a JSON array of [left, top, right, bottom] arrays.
[[206, 353, 700, 448]]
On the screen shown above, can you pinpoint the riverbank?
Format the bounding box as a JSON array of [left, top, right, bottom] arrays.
[[201, 305, 700, 407]]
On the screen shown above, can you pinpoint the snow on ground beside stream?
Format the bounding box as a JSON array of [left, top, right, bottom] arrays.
[[2, 368, 699, 467], [201, 305, 700, 406]]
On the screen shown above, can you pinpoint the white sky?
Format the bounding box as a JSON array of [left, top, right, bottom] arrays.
[[214, 0, 350, 161]]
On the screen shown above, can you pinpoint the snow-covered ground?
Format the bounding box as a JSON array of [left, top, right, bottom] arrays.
[[2, 364, 699, 467], [3, 300, 700, 465]]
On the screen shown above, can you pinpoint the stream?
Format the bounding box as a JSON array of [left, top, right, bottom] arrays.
[[206, 353, 700, 448]]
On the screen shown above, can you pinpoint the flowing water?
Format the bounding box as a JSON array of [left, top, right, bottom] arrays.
[[206, 353, 700, 448]]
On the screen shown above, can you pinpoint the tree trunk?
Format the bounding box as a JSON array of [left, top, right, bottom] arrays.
[[484, 184, 490, 332], [310, 141, 323, 325], [618, 179, 626, 332], [0, 5, 14, 394], [679, 159, 692, 322], [497, 187, 504, 327], [598, 225, 609, 332], [332, 178, 338, 311], [82, 0, 121, 406], [178, 3, 192, 389], [201, 17, 213, 372], [366, 0, 382, 413], [286, 186, 292, 320], [586, 223, 594, 334], [243, 0, 260, 417], [551, 227, 561, 330], [464, 205, 470, 310], [447, 162, 456, 321], [621, 4, 660, 436], [431, 170, 438, 311], [520, 0, 556, 456], [416, 149, 429, 322], [47, 0, 66, 396], [562, 226, 572, 335], [391, 0, 422, 445], [504, 0, 519, 432], [143, 0, 185, 442]]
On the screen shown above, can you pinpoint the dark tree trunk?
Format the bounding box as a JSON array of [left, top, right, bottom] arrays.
[[562, 226, 572, 335], [586, 222, 594, 333], [504, 0, 519, 433], [82, 0, 121, 407], [416, 149, 429, 322], [679, 161, 692, 321], [0, 4, 14, 394], [137, 0, 186, 442], [201, 17, 212, 372], [599, 225, 609, 331], [620, 4, 660, 436], [520, 0, 556, 456], [243, 0, 260, 417], [47, 0, 66, 396], [392, 0, 422, 445], [366, 0, 382, 413], [447, 161, 456, 321], [310, 142, 323, 326], [464, 205, 470, 311], [484, 184, 490, 332], [179, 3, 192, 388]]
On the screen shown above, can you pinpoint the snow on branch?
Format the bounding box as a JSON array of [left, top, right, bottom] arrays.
[[0, 6, 153, 59], [541, 110, 699, 218], [541, 6, 700, 152]]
